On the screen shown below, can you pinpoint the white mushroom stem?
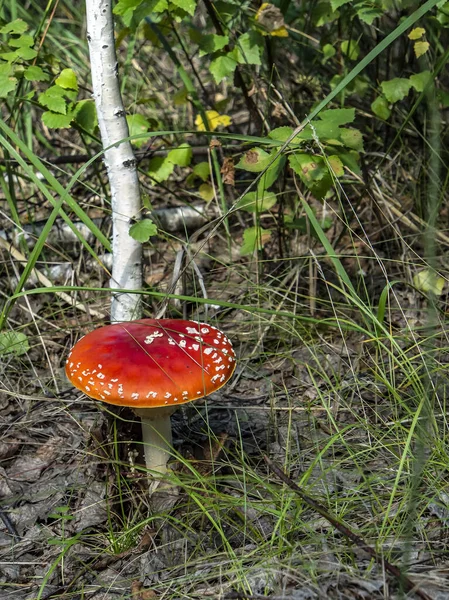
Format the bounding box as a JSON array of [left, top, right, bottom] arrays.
[[134, 407, 176, 478]]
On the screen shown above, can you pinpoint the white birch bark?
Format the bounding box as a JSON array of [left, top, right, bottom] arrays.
[[86, 0, 142, 322]]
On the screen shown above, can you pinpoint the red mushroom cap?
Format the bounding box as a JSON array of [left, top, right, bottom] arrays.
[[65, 319, 236, 408]]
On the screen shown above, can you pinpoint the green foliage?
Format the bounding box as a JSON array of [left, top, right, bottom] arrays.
[[167, 142, 193, 166], [0, 330, 29, 356], [129, 218, 158, 242], [148, 156, 175, 182], [240, 226, 272, 256], [235, 191, 278, 213], [127, 113, 151, 147]]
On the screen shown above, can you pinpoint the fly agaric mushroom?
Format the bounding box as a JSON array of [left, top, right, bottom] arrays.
[[65, 319, 236, 483]]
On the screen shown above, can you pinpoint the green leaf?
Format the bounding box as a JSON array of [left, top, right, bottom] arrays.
[[357, 6, 383, 24], [341, 39, 360, 60], [330, 0, 351, 8], [413, 269, 445, 295], [209, 55, 238, 84], [321, 108, 356, 126], [0, 74, 18, 97], [148, 156, 174, 182], [39, 86, 67, 114], [170, 0, 197, 15], [167, 143, 192, 167], [73, 100, 97, 133], [199, 183, 214, 201], [257, 154, 285, 193], [42, 111, 74, 128], [0, 19, 28, 34], [289, 153, 332, 199], [55, 68, 78, 91], [114, 0, 167, 25], [322, 43, 336, 63], [15, 46, 38, 60], [328, 155, 345, 177], [235, 191, 277, 213], [192, 161, 210, 181], [240, 226, 271, 256], [232, 31, 262, 65], [198, 34, 229, 57], [371, 95, 391, 120], [409, 70, 433, 93], [338, 150, 361, 175], [24, 65, 49, 82], [381, 78, 412, 103], [127, 113, 150, 147], [236, 147, 271, 172], [8, 34, 34, 48], [314, 2, 339, 27], [0, 330, 29, 356], [268, 126, 296, 142], [114, 0, 144, 17], [340, 128, 364, 151], [0, 50, 20, 61], [129, 218, 158, 242]]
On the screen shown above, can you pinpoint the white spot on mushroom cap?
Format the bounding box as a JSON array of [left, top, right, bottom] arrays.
[[144, 331, 164, 344], [98, 364, 102, 369], [186, 327, 200, 335], [97, 373, 105, 379], [192, 343, 200, 351], [179, 339, 187, 348], [201, 328, 209, 334], [131, 393, 139, 400], [204, 347, 213, 355], [164, 392, 172, 399]]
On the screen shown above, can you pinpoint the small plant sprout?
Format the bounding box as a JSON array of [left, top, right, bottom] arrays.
[[65, 319, 236, 489]]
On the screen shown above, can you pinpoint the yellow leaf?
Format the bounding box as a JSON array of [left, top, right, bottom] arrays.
[[195, 110, 232, 132], [270, 26, 288, 37], [413, 269, 445, 295], [408, 27, 425, 40], [255, 3, 287, 36], [199, 183, 215, 202], [414, 41, 429, 58]]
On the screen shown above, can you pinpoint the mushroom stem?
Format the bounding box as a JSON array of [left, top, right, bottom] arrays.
[[134, 406, 175, 478]]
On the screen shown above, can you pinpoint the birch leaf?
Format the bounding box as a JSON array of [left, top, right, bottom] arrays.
[[381, 78, 412, 103], [195, 110, 232, 131], [42, 111, 74, 129], [409, 71, 433, 93], [193, 161, 210, 181], [167, 143, 192, 167], [414, 41, 429, 58], [408, 27, 425, 39], [371, 95, 391, 120], [56, 68, 78, 91], [209, 55, 238, 84], [148, 156, 174, 182], [170, 0, 197, 15]]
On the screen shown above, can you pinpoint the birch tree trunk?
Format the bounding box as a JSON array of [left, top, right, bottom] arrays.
[[86, 0, 142, 322]]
